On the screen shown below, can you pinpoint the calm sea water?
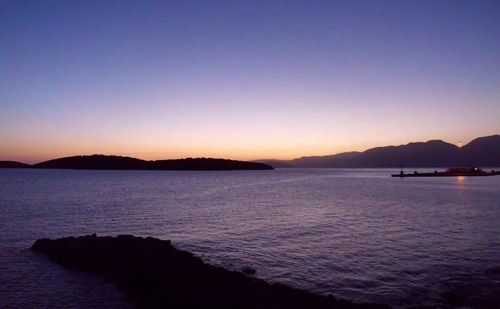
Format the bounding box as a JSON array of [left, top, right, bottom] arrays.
[[1, 168, 499, 308]]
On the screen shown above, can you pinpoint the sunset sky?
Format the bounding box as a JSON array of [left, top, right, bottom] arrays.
[[1, 1, 499, 163]]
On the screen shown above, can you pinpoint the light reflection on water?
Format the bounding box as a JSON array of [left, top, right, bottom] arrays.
[[0, 168, 499, 308]]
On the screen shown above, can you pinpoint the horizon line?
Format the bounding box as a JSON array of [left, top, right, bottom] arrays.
[[2, 134, 497, 165]]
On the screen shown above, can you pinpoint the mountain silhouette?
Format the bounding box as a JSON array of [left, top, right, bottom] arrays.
[[461, 135, 500, 166], [258, 135, 500, 168], [0, 155, 273, 170]]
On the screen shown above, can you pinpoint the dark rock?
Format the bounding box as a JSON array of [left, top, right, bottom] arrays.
[[31, 235, 389, 308]]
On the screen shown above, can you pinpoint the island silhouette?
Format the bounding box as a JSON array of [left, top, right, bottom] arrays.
[[0, 155, 273, 171], [0, 161, 31, 168]]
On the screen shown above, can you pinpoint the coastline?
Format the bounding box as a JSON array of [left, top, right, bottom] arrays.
[[32, 235, 388, 308]]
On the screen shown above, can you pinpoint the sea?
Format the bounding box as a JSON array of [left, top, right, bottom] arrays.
[[1, 168, 499, 308]]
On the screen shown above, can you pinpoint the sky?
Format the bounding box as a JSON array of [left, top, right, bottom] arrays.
[[1, 0, 499, 163]]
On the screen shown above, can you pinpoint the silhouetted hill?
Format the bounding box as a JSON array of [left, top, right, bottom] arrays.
[[34, 155, 147, 169], [357, 140, 459, 167], [461, 135, 500, 166], [276, 135, 500, 168], [31, 155, 273, 170], [0, 161, 31, 168], [286, 152, 361, 168]]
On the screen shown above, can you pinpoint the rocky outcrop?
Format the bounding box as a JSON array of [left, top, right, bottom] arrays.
[[32, 235, 388, 308]]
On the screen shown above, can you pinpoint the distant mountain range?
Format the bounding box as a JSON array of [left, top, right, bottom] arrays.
[[255, 134, 500, 168], [0, 155, 273, 171]]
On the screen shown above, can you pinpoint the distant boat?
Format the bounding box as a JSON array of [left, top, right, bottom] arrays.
[[392, 167, 500, 178]]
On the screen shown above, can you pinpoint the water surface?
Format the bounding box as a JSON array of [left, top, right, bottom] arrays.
[[1, 168, 499, 307]]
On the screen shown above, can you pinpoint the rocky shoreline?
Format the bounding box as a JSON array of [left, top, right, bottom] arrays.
[[32, 235, 388, 308]]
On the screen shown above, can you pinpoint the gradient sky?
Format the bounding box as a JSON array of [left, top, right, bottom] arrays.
[[1, 0, 499, 163]]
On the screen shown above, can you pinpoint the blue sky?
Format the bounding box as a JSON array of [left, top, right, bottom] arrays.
[[1, 0, 499, 162]]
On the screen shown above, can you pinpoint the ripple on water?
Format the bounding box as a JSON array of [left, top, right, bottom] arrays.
[[0, 168, 499, 308]]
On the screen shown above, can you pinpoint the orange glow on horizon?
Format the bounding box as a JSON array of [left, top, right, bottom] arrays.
[[0, 133, 496, 164]]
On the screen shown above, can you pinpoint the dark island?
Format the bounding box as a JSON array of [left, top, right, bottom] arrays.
[[32, 235, 388, 308], [0, 155, 273, 171], [0, 160, 31, 168]]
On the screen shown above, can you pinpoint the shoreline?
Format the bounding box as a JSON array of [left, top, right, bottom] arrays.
[[32, 234, 388, 308]]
